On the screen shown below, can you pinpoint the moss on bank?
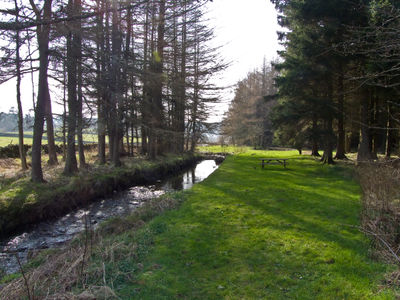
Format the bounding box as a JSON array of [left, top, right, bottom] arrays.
[[0, 154, 201, 238]]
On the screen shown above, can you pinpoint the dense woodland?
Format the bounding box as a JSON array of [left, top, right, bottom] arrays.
[[223, 0, 400, 164], [0, 0, 225, 182]]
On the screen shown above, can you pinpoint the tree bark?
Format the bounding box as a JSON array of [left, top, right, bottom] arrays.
[[321, 117, 335, 164], [30, 0, 53, 183], [110, 0, 122, 166], [45, 82, 58, 165], [357, 92, 373, 162], [64, 0, 79, 175], [311, 115, 320, 156], [177, 1, 187, 153], [76, 0, 86, 169], [96, 0, 106, 164], [62, 59, 67, 161], [334, 74, 347, 159], [14, 2, 28, 170], [77, 64, 86, 168], [321, 82, 334, 165], [385, 102, 394, 158], [148, 0, 166, 159], [311, 143, 320, 156]]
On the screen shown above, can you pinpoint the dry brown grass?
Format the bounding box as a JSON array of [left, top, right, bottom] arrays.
[[0, 149, 143, 186], [357, 159, 400, 264], [0, 195, 181, 299]]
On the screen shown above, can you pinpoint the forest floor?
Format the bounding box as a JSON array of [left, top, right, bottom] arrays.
[[1, 149, 398, 299]]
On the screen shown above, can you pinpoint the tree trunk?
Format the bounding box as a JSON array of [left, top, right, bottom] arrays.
[[110, 0, 122, 166], [311, 143, 320, 156], [97, 101, 106, 164], [62, 59, 67, 161], [141, 1, 151, 156], [45, 83, 58, 165], [311, 116, 320, 156], [321, 118, 335, 165], [64, 0, 79, 175], [96, 0, 106, 164], [334, 74, 346, 159], [77, 69, 86, 168], [357, 93, 373, 162], [190, 15, 200, 152], [385, 102, 394, 158], [148, 0, 166, 158], [31, 0, 53, 183], [76, 11, 86, 169], [177, 2, 187, 153], [14, 6, 28, 170], [321, 82, 334, 165]]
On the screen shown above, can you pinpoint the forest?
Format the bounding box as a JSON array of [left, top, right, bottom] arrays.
[[0, 0, 225, 182], [223, 0, 400, 164]]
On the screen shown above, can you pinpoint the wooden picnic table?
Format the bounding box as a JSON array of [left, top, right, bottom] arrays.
[[260, 158, 289, 169]]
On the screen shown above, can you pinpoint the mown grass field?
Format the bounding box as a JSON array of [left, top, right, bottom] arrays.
[[65, 150, 396, 299]]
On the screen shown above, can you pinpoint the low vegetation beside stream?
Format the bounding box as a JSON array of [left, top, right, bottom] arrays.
[[0, 152, 201, 238], [1, 149, 398, 299]]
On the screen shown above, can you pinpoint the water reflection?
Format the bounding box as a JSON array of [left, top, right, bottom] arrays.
[[158, 159, 217, 191]]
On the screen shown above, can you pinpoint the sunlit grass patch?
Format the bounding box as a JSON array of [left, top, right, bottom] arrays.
[[197, 144, 257, 155], [86, 150, 397, 298]]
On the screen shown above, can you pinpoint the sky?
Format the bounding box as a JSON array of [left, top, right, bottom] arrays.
[[204, 0, 282, 121], [0, 0, 282, 121]]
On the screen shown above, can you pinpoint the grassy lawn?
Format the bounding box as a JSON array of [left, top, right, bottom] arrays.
[[78, 150, 396, 299], [1, 150, 396, 299], [197, 144, 251, 154]]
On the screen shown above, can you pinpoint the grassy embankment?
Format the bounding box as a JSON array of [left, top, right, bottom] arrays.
[[0, 153, 199, 238], [1, 149, 397, 299]]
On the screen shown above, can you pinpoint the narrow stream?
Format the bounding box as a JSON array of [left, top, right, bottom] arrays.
[[0, 159, 220, 276]]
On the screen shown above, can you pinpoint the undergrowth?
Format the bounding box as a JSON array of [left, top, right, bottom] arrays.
[[357, 161, 400, 285]]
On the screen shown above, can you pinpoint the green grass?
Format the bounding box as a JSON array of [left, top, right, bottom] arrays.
[[197, 144, 251, 154], [0, 132, 141, 147], [0, 132, 99, 146], [77, 150, 396, 299]]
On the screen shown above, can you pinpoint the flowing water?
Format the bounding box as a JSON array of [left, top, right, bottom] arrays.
[[0, 159, 220, 276]]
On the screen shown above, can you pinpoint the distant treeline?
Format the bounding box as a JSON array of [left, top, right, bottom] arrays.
[[0, 112, 34, 132]]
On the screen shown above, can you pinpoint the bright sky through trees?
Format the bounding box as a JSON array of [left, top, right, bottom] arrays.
[[0, 0, 281, 121], [206, 0, 281, 120]]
